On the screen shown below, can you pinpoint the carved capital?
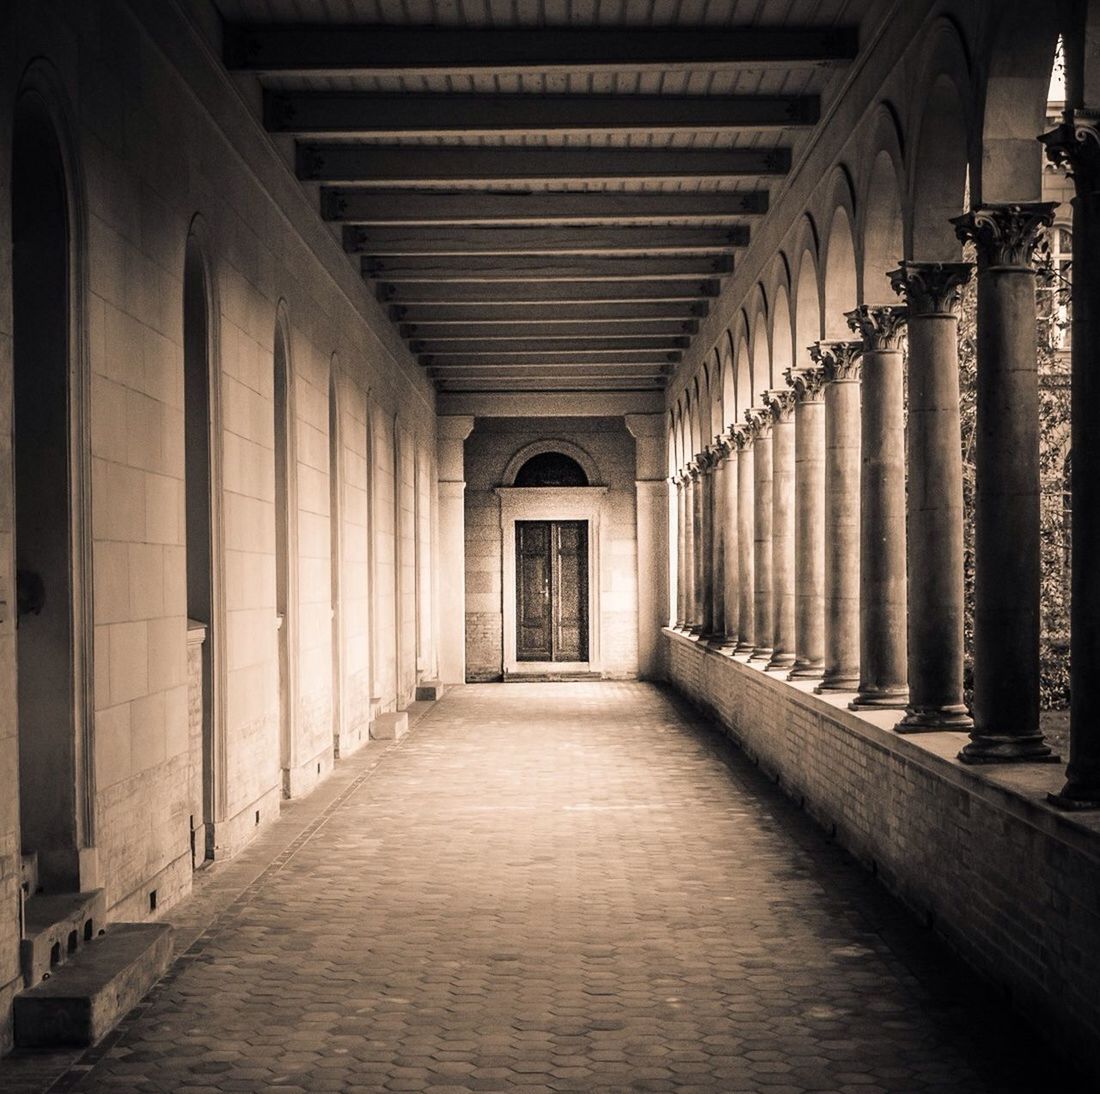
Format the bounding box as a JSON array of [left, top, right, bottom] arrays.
[[744, 405, 773, 440], [762, 387, 796, 423], [730, 425, 753, 452], [713, 433, 732, 459], [1040, 110, 1100, 191], [951, 203, 1057, 269], [888, 261, 973, 316], [811, 340, 863, 383], [785, 365, 826, 403], [845, 304, 908, 351]]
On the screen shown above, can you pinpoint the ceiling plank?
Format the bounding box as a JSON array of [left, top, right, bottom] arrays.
[[421, 350, 681, 367], [298, 143, 790, 184], [436, 379, 667, 393], [377, 279, 721, 304], [363, 254, 732, 281], [399, 320, 698, 339], [344, 224, 747, 256], [265, 90, 820, 137], [226, 25, 859, 76], [390, 301, 710, 323], [411, 335, 690, 354], [323, 188, 768, 224]]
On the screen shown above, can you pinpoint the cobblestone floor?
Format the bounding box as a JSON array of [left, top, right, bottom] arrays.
[[3, 682, 1073, 1093]]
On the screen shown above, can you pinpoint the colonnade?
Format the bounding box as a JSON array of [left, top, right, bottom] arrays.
[[673, 163, 1100, 809]]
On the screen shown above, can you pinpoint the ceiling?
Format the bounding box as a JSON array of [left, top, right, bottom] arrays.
[[216, 0, 866, 398]]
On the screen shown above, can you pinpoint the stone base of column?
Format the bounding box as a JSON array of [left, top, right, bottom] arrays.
[[1048, 778, 1100, 810], [849, 686, 909, 711], [957, 734, 1060, 765], [747, 646, 773, 663], [814, 673, 859, 694], [895, 704, 973, 734], [765, 651, 797, 672], [787, 659, 824, 681], [734, 638, 755, 655]]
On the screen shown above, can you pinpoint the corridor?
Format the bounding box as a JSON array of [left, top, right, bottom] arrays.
[[4, 684, 1060, 1094]]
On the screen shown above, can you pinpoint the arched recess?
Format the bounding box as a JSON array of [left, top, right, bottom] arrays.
[[822, 186, 859, 337], [273, 303, 299, 794], [976, 0, 1063, 202], [503, 439, 602, 486], [794, 243, 823, 362], [12, 63, 94, 891], [734, 327, 752, 421], [751, 308, 771, 404], [183, 218, 225, 865], [710, 348, 724, 443], [721, 330, 736, 430], [770, 281, 794, 387], [328, 357, 344, 754], [688, 378, 702, 458], [860, 115, 907, 302], [908, 23, 974, 259]]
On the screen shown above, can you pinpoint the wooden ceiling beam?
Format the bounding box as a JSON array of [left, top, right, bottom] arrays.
[[265, 90, 820, 137], [411, 335, 690, 354], [421, 350, 681, 367], [389, 301, 710, 323], [298, 143, 789, 184], [399, 319, 698, 339], [376, 279, 721, 304], [226, 24, 859, 76], [363, 254, 731, 281], [436, 378, 668, 392], [343, 224, 747, 256], [323, 188, 767, 223]]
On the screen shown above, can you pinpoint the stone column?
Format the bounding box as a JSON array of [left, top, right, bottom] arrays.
[[786, 363, 826, 679], [813, 341, 862, 693], [1044, 114, 1100, 804], [734, 428, 756, 653], [699, 449, 716, 637], [763, 389, 797, 671], [711, 438, 728, 640], [845, 304, 909, 710], [722, 429, 740, 647], [625, 414, 668, 678], [953, 203, 1058, 763], [746, 408, 774, 662], [888, 262, 974, 731], [436, 415, 475, 684], [674, 475, 687, 628], [687, 462, 700, 631]]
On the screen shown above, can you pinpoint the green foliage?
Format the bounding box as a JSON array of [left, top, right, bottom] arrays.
[[957, 239, 1072, 710]]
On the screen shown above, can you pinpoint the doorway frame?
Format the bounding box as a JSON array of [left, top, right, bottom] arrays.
[[496, 487, 609, 676]]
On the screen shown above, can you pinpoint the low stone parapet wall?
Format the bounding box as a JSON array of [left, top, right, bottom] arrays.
[[664, 628, 1100, 1078]]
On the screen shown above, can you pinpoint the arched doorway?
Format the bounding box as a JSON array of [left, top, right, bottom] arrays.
[[12, 86, 88, 892]]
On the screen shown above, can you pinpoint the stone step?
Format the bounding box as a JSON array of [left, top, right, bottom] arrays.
[[21, 853, 39, 898], [504, 670, 603, 682], [370, 711, 409, 740], [21, 889, 107, 988], [14, 922, 173, 1048], [415, 679, 445, 701]]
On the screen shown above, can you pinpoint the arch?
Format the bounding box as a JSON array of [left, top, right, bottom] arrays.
[[750, 303, 771, 402], [514, 452, 590, 487], [769, 282, 794, 387], [793, 244, 822, 361], [976, 0, 1063, 202], [12, 62, 94, 888], [860, 143, 906, 304], [273, 302, 298, 786], [908, 21, 974, 259], [503, 439, 602, 486], [721, 330, 736, 430], [734, 327, 752, 422], [822, 196, 859, 338], [710, 348, 723, 444]]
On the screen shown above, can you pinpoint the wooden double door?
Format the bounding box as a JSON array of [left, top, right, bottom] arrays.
[[516, 520, 589, 662]]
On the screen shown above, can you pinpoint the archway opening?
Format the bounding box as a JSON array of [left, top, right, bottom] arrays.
[[13, 92, 80, 892], [514, 452, 589, 487]]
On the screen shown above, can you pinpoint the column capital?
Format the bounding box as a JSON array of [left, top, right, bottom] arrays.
[[785, 364, 826, 403], [1040, 109, 1100, 191], [744, 405, 772, 440], [951, 202, 1057, 270], [763, 387, 796, 424], [845, 303, 908, 351], [713, 434, 732, 459], [888, 261, 973, 317], [730, 424, 753, 452], [812, 339, 863, 383]]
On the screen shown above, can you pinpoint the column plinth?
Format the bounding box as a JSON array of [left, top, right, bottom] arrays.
[[746, 408, 774, 662], [764, 389, 797, 671], [952, 203, 1060, 764], [786, 363, 826, 680], [813, 341, 862, 694], [889, 262, 974, 731], [846, 304, 909, 711], [734, 428, 756, 654], [1043, 118, 1100, 800], [721, 430, 740, 648]]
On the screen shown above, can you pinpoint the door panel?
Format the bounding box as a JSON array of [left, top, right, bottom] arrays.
[[516, 521, 552, 660], [554, 521, 588, 661], [515, 519, 589, 663]]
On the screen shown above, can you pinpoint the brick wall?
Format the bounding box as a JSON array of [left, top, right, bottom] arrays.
[[665, 630, 1100, 1078]]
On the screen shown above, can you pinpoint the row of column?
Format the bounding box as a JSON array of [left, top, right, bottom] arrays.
[[673, 180, 1100, 808]]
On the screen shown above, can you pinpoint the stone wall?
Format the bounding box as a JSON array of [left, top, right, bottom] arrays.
[[464, 418, 639, 680], [664, 630, 1100, 1078]]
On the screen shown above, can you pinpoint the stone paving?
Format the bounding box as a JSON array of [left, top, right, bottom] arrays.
[[2, 682, 1075, 1093]]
